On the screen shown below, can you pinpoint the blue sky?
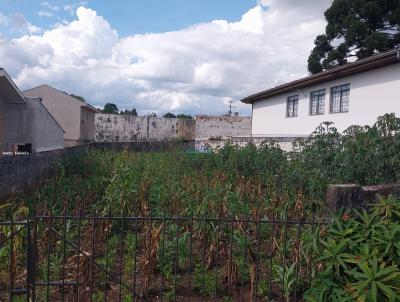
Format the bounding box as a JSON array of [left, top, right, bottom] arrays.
[[0, 0, 331, 115], [1, 0, 256, 37]]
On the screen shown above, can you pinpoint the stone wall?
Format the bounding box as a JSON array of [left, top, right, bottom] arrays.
[[95, 114, 195, 142], [326, 184, 400, 212], [195, 116, 251, 138]]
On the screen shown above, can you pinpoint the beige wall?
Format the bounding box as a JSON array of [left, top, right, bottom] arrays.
[[0, 97, 5, 152], [80, 107, 96, 141], [252, 63, 400, 136], [24, 85, 82, 141]]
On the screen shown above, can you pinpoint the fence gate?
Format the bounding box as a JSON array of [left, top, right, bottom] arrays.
[[1, 214, 323, 302]]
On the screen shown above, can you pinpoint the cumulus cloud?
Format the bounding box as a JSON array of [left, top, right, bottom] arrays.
[[1, 1, 332, 115], [1, 12, 42, 34]]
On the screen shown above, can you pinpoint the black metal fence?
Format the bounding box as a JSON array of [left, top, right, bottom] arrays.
[[0, 214, 326, 301]]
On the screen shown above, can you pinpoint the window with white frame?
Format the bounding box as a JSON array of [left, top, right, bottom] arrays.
[[330, 84, 350, 113], [286, 95, 299, 117], [310, 89, 325, 115]]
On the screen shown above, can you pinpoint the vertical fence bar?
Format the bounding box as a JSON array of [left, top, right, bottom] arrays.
[[293, 215, 302, 302], [90, 213, 96, 302], [187, 216, 193, 302], [61, 208, 67, 302], [228, 219, 234, 299], [201, 216, 206, 302], [173, 216, 180, 302], [32, 211, 38, 302], [146, 213, 153, 298], [104, 215, 111, 302], [26, 218, 31, 302], [160, 216, 166, 302], [118, 214, 125, 302], [132, 216, 138, 302], [309, 207, 316, 286], [214, 219, 220, 298], [76, 204, 82, 301], [241, 219, 248, 302], [267, 216, 275, 302], [46, 210, 53, 302], [253, 219, 261, 302], [8, 201, 14, 302], [281, 212, 289, 302]]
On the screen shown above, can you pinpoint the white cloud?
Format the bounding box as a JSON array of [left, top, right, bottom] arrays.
[[0, 2, 333, 115], [5, 13, 42, 34], [38, 11, 54, 18], [64, 1, 88, 15], [40, 1, 60, 12]]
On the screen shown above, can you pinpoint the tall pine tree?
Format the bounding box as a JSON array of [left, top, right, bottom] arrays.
[[308, 0, 400, 74]]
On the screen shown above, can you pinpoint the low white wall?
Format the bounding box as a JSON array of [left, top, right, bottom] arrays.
[[195, 136, 307, 152]]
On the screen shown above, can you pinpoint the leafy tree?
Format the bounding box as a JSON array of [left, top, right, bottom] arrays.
[[102, 103, 119, 114], [163, 112, 176, 118], [120, 108, 138, 116], [308, 0, 400, 74], [176, 114, 193, 119]]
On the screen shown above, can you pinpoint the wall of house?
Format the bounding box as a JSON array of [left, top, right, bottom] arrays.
[[95, 114, 196, 142], [0, 96, 5, 153], [27, 99, 64, 152], [4, 99, 64, 152], [24, 85, 83, 141], [80, 108, 96, 141], [195, 116, 251, 138], [252, 63, 400, 136], [5, 102, 31, 147]]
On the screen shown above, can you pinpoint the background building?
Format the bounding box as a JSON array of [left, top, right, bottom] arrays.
[[242, 49, 400, 136], [24, 85, 99, 147], [0, 69, 64, 154]]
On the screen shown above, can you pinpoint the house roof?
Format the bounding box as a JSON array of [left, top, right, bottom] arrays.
[[24, 84, 99, 112], [81, 103, 100, 113], [0, 68, 26, 103], [241, 48, 400, 104]]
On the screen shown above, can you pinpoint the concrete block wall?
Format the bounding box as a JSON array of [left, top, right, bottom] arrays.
[[195, 136, 307, 152], [0, 145, 89, 201], [95, 114, 251, 143], [195, 115, 251, 138], [95, 114, 195, 142]]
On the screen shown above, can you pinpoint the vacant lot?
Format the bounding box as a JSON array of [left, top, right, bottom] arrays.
[[2, 114, 400, 301]]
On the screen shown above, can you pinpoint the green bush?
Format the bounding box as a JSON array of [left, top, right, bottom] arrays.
[[305, 196, 400, 301]]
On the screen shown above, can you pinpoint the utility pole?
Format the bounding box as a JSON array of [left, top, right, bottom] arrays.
[[228, 101, 236, 116]]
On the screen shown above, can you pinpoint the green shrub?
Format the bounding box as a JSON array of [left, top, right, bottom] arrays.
[[305, 196, 400, 301]]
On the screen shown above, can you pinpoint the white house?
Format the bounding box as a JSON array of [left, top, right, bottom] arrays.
[[241, 49, 400, 136]]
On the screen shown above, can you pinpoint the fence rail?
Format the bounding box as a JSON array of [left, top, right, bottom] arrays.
[[0, 214, 326, 302]]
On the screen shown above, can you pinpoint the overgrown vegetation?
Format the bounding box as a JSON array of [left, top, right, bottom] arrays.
[[305, 197, 400, 301], [1, 113, 400, 301]]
